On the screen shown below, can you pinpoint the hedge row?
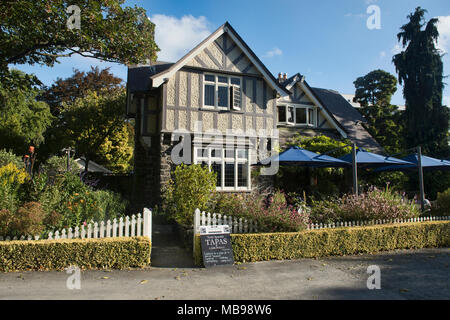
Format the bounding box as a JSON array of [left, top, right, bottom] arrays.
[[194, 221, 450, 266], [0, 236, 151, 272]]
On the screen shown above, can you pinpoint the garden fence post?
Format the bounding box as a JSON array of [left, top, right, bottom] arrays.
[[143, 208, 152, 242], [193, 208, 201, 259]]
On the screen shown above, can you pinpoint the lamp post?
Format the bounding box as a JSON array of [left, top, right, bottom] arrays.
[[61, 147, 75, 172]]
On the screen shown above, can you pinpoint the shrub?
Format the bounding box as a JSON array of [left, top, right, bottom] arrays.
[[162, 164, 217, 226], [194, 221, 450, 265], [310, 187, 420, 224], [0, 237, 151, 272], [41, 155, 80, 176], [0, 149, 24, 168], [433, 188, 450, 216], [11, 202, 46, 236], [0, 163, 28, 212], [210, 191, 310, 232]]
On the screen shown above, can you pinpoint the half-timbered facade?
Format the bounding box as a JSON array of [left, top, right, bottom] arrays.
[[126, 22, 381, 209]]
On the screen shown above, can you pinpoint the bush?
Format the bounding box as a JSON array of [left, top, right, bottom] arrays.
[[310, 187, 420, 224], [162, 164, 216, 226], [0, 237, 151, 272], [0, 163, 28, 212], [433, 188, 450, 216], [194, 221, 450, 265], [210, 191, 310, 232], [0, 149, 24, 168], [12, 202, 46, 236], [41, 155, 80, 176]]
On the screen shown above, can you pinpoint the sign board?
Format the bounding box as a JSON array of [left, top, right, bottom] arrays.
[[200, 225, 234, 268]]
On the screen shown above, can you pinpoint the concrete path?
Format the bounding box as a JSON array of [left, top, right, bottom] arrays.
[[0, 248, 448, 300], [150, 224, 195, 268]]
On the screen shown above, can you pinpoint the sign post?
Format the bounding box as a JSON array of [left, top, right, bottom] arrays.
[[199, 225, 234, 268]]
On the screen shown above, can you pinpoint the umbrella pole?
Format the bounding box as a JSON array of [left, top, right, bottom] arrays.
[[352, 144, 358, 196], [417, 146, 425, 212]]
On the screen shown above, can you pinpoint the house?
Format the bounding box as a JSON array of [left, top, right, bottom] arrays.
[[126, 22, 381, 208]]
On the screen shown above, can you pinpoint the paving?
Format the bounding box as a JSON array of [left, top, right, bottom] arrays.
[[0, 224, 448, 300]]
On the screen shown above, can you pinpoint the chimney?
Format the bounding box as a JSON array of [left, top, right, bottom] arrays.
[[278, 73, 283, 82], [283, 73, 287, 81]]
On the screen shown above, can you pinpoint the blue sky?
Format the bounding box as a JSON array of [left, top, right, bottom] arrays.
[[12, 0, 450, 106]]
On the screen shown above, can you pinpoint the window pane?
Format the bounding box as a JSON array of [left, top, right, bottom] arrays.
[[309, 109, 314, 125], [287, 107, 294, 123], [218, 86, 228, 108], [238, 163, 248, 187], [237, 149, 248, 159], [231, 78, 240, 85], [211, 163, 222, 187], [225, 148, 234, 159], [224, 163, 235, 187], [205, 84, 215, 106], [205, 75, 215, 82], [278, 106, 286, 122], [218, 76, 228, 83], [196, 148, 208, 158], [296, 108, 306, 124], [211, 148, 222, 158]]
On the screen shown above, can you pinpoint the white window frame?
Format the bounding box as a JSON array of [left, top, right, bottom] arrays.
[[277, 103, 317, 127], [203, 73, 242, 110], [193, 145, 251, 192]]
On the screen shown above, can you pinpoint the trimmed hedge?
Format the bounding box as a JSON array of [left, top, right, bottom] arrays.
[[194, 221, 450, 266], [0, 236, 151, 272]]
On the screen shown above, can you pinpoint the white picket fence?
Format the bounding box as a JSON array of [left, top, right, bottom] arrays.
[[307, 215, 450, 230], [193, 208, 258, 235], [0, 208, 152, 242], [194, 208, 450, 234]]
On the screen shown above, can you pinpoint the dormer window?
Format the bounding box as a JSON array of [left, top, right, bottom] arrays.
[[277, 104, 316, 127], [204, 74, 241, 110]]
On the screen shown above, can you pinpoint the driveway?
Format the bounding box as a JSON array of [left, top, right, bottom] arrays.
[[0, 247, 448, 300]]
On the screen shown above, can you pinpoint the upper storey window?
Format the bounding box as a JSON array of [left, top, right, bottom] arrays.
[[277, 105, 316, 127], [204, 74, 241, 110]]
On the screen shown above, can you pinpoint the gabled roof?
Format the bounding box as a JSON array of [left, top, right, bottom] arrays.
[[149, 22, 290, 96], [311, 87, 383, 153], [127, 62, 174, 93]]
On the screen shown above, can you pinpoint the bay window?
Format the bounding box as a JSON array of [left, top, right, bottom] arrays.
[[194, 145, 251, 191]]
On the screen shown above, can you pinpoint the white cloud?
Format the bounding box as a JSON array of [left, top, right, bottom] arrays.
[[391, 43, 403, 55], [264, 47, 283, 58], [444, 96, 450, 106], [436, 15, 450, 53], [150, 14, 213, 62], [379, 51, 386, 58]]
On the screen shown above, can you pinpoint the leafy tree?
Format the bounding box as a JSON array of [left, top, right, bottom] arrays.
[[61, 89, 129, 172], [393, 7, 449, 157], [0, 0, 159, 76], [0, 70, 53, 155], [41, 66, 123, 115], [39, 67, 133, 172], [353, 69, 404, 154]]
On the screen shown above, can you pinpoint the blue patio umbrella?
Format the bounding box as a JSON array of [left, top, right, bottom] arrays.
[[374, 154, 450, 172], [374, 148, 450, 211], [260, 146, 350, 168], [339, 149, 414, 168]]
